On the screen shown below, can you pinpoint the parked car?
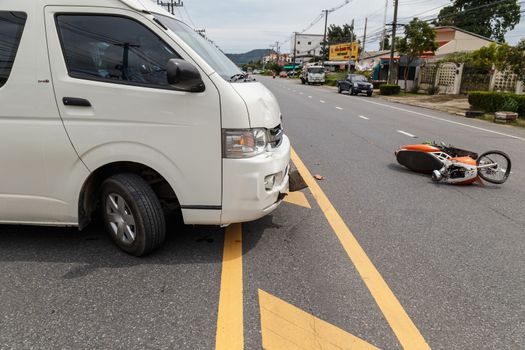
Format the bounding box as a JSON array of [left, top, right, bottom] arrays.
[[337, 74, 373, 96], [0, 0, 290, 256], [279, 71, 288, 78]]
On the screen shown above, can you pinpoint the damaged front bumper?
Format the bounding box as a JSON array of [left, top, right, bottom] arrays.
[[220, 135, 291, 224]]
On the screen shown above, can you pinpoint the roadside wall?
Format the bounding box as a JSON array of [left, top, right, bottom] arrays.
[[409, 62, 524, 95]]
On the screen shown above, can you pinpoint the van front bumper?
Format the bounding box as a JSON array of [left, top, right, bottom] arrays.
[[221, 135, 291, 224]]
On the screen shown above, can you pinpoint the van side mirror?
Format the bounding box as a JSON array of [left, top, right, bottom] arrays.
[[167, 59, 205, 93]]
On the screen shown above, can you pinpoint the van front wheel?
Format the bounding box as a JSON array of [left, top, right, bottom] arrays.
[[101, 173, 166, 256]]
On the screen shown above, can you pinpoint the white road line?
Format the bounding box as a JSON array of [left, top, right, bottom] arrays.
[[308, 96, 313, 99], [355, 98, 525, 142], [397, 130, 417, 138], [336, 107, 343, 110], [320, 100, 326, 104], [358, 116, 369, 120], [299, 92, 304, 95]]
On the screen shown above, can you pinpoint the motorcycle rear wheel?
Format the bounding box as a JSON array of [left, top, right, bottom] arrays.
[[476, 151, 511, 184]]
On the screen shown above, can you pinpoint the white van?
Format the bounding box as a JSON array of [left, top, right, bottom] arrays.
[[0, 0, 290, 255]]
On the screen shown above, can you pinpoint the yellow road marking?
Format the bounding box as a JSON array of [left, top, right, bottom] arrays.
[[259, 289, 379, 350], [284, 191, 311, 208], [215, 224, 243, 350], [291, 148, 431, 350]]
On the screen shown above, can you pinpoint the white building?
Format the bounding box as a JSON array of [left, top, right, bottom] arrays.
[[434, 26, 496, 56], [290, 34, 324, 64]]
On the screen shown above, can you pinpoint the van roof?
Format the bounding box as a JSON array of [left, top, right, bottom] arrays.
[[119, 0, 175, 18], [3, 0, 178, 21]]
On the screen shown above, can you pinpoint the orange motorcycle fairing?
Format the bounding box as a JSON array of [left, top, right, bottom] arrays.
[[399, 144, 441, 153]]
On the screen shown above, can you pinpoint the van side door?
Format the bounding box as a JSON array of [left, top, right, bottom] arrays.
[[43, 6, 223, 211], [0, 5, 88, 225]]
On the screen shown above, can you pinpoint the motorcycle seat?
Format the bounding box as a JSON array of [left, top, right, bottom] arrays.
[[396, 150, 444, 174]]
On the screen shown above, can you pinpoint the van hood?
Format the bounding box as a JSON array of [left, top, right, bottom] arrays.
[[231, 82, 281, 129]]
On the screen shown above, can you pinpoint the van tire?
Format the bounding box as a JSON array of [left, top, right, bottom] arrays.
[[101, 173, 166, 256]]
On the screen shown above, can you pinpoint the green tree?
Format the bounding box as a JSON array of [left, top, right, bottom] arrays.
[[435, 0, 521, 42], [242, 60, 263, 72], [397, 18, 439, 90], [440, 42, 516, 70], [265, 62, 282, 74], [495, 40, 525, 84]]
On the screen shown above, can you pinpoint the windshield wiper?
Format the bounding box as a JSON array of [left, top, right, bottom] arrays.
[[229, 73, 247, 82]]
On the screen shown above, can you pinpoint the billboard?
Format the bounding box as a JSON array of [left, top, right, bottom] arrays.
[[329, 42, 359, 61]]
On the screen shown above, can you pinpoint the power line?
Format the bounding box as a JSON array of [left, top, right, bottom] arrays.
[[182, 5, 197, 28]]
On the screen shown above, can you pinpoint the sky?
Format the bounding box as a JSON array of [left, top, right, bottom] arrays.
[[162, 0, 525, 53]]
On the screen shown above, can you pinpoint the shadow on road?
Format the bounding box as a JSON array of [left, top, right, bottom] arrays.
[[0, 213, 276, 279], [387, 162, 431, 178]]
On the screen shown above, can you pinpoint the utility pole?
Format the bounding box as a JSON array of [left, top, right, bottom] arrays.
[[264, 45, 274, 70], [195, 29, 206, 39], [322, 10, 329, 65], [362, 17, 368, 60], [347, 19, 354, 74], [292, 32, 298, 67], [381, 0, 388, 51], [388, 0, 399, 84], [157, 0, 183, 15]]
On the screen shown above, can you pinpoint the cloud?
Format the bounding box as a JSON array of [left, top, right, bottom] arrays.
[[157, 0, 524, 53]]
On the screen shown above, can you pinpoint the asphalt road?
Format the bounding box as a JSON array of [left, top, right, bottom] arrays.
[[0, 76, 523, 350]]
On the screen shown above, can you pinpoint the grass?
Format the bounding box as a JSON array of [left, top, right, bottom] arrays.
[[325, 72, 347, 87], [475, 113, 525, 128]]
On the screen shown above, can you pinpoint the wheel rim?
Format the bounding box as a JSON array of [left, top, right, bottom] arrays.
[[106, 193, 137, 244], [478, 154, 510, 183]]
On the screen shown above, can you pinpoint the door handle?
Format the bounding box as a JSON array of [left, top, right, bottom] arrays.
[[63, 97, 91, 107]]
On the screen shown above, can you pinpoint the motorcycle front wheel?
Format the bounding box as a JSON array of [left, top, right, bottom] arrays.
[[476, 151, 511, 184]]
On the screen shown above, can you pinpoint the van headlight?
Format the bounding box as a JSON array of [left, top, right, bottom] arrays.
[[223, 128, 268, 158]]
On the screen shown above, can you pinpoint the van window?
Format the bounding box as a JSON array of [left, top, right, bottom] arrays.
[[55, 15, 180, 88], [154, 15, 241, 81], [0, 12, 27, 88]]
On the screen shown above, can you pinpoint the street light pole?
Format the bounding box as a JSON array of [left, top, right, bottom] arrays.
[[388, 0, 399, 84]]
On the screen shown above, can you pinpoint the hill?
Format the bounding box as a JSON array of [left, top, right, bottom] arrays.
[[226, 49, 273, 66]]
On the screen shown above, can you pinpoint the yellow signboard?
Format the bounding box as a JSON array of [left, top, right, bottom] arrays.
[[329, 42, 359, 61]]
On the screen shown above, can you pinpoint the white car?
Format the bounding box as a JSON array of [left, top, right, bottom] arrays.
[[0, 0, 290, 256]]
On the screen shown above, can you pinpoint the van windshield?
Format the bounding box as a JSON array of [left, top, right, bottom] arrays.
[[156, 15, 241, 81]]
